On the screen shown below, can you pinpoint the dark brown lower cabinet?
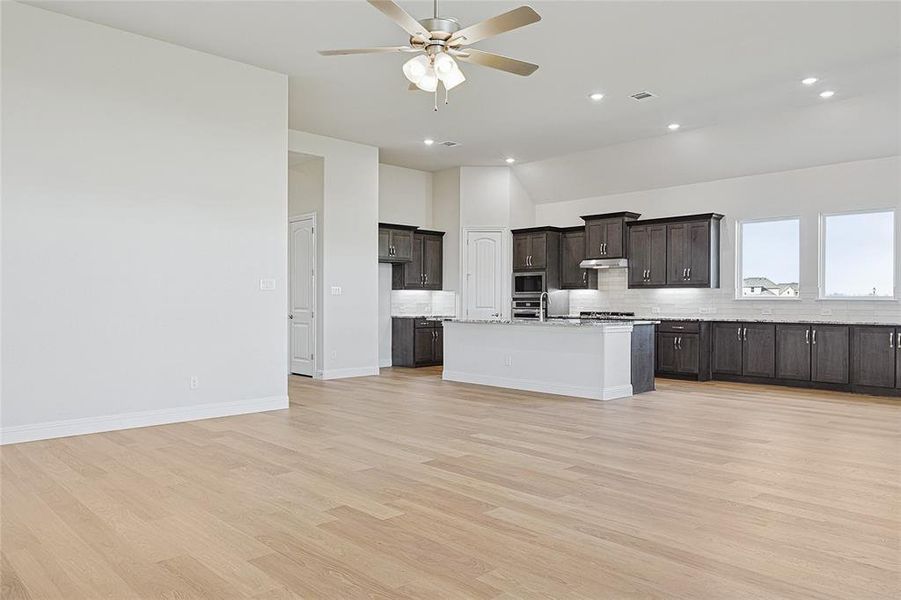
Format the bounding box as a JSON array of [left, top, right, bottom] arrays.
[[775, 324, 811, 381], [392, 318, 443, 367], [897, 330, 901, 389], [712, 323, 743, 375], [657, 332, 699, 376], [742, 324, 775, 379], [851, 326, 896, 389], [811, 325, 849, 384]]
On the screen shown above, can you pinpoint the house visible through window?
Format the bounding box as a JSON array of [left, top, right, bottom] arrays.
[[738, 218, 800, 299], [822, 209, 895, 299]]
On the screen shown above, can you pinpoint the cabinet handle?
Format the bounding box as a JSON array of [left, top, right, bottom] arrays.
[[805, 329, 810, 344], [583, 271, 587, 284], [677, 336, 682, 349], [812, 329, 817, 345], [897, 332, 901, 348], [891, 332, 896, 349], [687, 267, 691, 279], [424, 273, 428, 284], [737, 326, 742, 341], [743, 327, 748, 341], [673, 337, 677, 349]]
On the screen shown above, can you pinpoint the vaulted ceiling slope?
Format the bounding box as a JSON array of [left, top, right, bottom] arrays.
[[32, 1, 901, 172]]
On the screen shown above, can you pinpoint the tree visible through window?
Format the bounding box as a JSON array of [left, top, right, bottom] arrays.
[[739, 218, 800, 299], [822, 210, 895, 298]]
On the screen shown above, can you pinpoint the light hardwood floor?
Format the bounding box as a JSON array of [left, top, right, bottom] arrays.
[[2, 368, 899, 599]]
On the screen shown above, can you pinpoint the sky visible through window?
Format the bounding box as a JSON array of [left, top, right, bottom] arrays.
[[824, 210, 894, 297], [741, 219, 800, 298]]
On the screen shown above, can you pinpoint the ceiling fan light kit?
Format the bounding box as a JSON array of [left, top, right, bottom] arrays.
[[319, 0, 540, 110]]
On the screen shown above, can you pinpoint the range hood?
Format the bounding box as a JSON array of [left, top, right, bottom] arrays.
[[579, 258, 629, 269]]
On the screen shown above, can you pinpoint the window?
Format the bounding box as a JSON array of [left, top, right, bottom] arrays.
[[737, 217, 800, 299], [821, 209, 895, 299]]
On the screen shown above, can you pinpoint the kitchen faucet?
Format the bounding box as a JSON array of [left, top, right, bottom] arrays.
[[539, 291, 548, 323]]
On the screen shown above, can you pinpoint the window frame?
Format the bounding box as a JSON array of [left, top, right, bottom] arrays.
[[735, 215, 802, 301], [818, 207, 897, 301]]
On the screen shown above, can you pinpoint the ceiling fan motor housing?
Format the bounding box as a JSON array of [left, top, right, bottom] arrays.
[[414, 17, 460, 49]]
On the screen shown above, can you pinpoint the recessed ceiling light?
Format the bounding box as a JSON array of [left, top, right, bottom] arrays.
[[667, 123, 681, 131], [801, 77, 818, 86], [819, 90, 835, 98], [505, 157, 516, 164], [589, 92, 604, 101], [423, 138, 435, 146]]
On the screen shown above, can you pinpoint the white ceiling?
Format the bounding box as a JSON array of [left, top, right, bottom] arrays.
[[32, 1, 901, 172]]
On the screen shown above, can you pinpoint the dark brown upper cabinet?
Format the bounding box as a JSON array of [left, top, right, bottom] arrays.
[[392, 230, 444, 290], [512, 229, 556, 270], [626, 213, 723, 289], [627, 223, 667, 287], [850, 326, 897, 389], [560, 227, 597, 289], [581, 212, 640, 259], [378, 223, 416, 263]]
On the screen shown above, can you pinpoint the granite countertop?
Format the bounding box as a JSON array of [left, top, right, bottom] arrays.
[[443, 318, 659, 327], [601, 315, 900, 327]]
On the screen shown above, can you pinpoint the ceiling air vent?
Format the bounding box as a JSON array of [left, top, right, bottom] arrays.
[[440, 140, 460, 147], [629, 90, 657, 102]]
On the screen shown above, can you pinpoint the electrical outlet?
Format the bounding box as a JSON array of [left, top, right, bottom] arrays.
[[820, 308, 833, 316], [504, 355, 512, 366], [259, 278, 276, 291], [330, 350, 337, 359], [650, 307, 661, 314], [761, 308, 773, 315], [189, 376, 199, 390]]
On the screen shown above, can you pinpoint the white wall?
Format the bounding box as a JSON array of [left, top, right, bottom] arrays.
[[537, 157, 901, 324], [378, 164, 433, 227], [1, 3, 289, 442], [432, 168, 461, 296], [509, 173, 536, 229], [288, 156, 324, 219], [288, 130, 379, 379]]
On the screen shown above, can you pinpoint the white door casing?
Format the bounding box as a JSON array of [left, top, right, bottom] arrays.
[[464, 228, 506, 320], [290, 215, 316, 376]]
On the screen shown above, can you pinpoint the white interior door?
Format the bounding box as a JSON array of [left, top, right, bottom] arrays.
[[465, 229, 504, 320], [290, 216, 316, 376]]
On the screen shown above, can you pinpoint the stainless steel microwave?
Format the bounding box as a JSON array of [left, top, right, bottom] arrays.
[[512, 271, 545, 297]]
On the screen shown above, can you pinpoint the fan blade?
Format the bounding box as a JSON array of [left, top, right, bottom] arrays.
[[448, 6, 540, 46], [319, 46, 415, 56], [367, 0, 430, 40], [452, 48, 538, 76]]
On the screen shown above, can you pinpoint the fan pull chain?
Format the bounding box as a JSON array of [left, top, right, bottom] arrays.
[[434, 88, 438, 111], [445, 85, 449, 105]]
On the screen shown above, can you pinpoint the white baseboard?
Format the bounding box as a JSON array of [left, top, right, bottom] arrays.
[[379, 359, 392, 368], [319, 366, 380, 380], [442, 371, 631, 401], [0, 395, 289, 445]]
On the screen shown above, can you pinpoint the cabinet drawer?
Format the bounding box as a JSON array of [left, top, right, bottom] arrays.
[[658, 321, 700, 334], [414, 319, 436, 329]]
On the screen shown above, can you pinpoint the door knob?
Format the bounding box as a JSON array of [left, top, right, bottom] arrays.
[[288, 314, 294, 319]]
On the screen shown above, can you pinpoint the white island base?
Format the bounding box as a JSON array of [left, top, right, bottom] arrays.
[[442, 320, 635, 401]]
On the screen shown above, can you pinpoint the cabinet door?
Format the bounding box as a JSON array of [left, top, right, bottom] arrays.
[[666, 223, 687, 284], [528, 233, 547, 269], [585, 222, 606, 259], [657, 333, 678, 373], [413, 328, 435, 365], [433, 326, 444, 364], [775, 324, 811, 381], [712, 322, 743, 375], [513, 234, 530, 270], [676, 334, 699, 375], [603, 220, 624, 258], [403, 235, 424, 288], [562, 230, 589, 288], [743, 324, 776, 379], [684, 222, 710, 285], [391, 230, 414, 262], [627, 226, 649, 287], [851, 326, 896, 388], [378, 228, 392, 261], [422, 235, 443, 290], [811, 325, 849, 384], [896, 330, 900, 389], [647, 225, 668, 286]]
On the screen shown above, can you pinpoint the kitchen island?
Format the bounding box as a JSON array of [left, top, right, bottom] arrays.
[[442, 319, 656, 400]]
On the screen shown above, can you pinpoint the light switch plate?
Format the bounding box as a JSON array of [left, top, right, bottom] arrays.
[[330, 286, 343, 296], [259, 278, 276, 291]]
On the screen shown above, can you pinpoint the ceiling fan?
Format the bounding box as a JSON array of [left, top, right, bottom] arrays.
[[318, 0, 541, 109]]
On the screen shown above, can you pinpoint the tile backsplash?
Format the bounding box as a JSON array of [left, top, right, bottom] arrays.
[[391, 290, 458, 317], [567, 269, 900, 323]]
